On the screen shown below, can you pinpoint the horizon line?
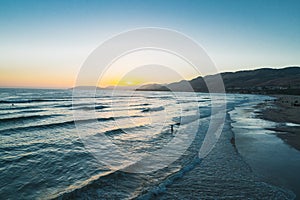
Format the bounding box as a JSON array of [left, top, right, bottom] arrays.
[[1, 65, 299, 90]]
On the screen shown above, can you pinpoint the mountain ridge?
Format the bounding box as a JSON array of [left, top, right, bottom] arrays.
[[72, 66, 300, 95], [136, 66, 300, 95]]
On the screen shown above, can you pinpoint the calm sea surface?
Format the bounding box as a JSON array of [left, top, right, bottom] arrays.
[[0, 88, 296, 199]]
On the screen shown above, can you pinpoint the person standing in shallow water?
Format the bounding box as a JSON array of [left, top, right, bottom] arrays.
[[171, 125, 174, 133]]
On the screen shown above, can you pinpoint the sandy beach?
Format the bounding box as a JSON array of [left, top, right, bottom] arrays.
[[257, 95, 300, 151]]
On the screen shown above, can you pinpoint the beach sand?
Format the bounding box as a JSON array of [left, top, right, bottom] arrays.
[[257, 95, 300, 151]]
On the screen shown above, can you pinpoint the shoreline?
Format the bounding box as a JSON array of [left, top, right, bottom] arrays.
[[232, 94, 300, 199], [154, 107, 295, 199], [256, 95, 300, 151]]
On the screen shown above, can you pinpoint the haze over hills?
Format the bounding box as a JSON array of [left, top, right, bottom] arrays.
[[136, 66, 300, 95], [73, 67, 300, 95]]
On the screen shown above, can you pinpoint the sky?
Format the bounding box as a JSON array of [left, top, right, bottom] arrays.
[[0, 0, 299, 88]]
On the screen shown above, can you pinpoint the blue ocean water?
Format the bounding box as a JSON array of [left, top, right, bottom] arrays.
[[0, 88, 295, 199]]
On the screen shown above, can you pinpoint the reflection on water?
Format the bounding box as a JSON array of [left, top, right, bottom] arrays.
[[0, 88, 297, 199], [231, 102, 300, 198]]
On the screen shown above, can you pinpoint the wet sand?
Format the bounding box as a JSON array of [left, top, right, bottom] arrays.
[[257, 95, 300, 151], [231, 95, 300, 199]]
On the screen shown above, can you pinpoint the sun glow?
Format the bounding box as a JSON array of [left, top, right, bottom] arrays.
[[97, 50, 199, 88]]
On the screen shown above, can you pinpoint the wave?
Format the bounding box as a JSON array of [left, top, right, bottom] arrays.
[[14, 109, 46, 114], [198, 99, 209, 102], [53, 102, 109, 109], [141, 106, 164, 112], [0, 117, 114, 135], [145, 96, 173, 99], [53, 104, 73, 108], [176, 100, 197, 104], [1, 138, 84, 152], [53, 119, 205, 200], [0, 121, 74, 135], [0, 99, 71, 104], [103, 128, 126, 136], [0, 109, 45, 116], [0, 114, 62, 123], [72, 105, 109, 111], [172, 115, 200, 125], [1, 150, 42, 164], [95, 105, 109, 110], [129, 103, 151, 107], [199, 106, 212, 119], [136, 157, 201, 200], [0, 105, 42, 111], [103, 124, 147, 137], [0, 115, 143, 135]]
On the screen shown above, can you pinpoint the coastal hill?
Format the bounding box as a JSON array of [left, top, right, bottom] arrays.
[[136, 66, 300, 95], [72, 67, 300, 95]]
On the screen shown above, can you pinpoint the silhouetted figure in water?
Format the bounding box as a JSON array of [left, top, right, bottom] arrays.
[[171, 125, 174, 133], [12, 103, 14, 106]]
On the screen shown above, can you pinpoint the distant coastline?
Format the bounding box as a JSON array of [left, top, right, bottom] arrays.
[[72, 66, 300, 96], [135, 66, 300, 95]]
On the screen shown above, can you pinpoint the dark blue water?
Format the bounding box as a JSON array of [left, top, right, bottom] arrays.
[[0, 88, 295, 199]]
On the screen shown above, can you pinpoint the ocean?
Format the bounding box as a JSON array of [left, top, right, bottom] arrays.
[[0, 88, 296, 199]]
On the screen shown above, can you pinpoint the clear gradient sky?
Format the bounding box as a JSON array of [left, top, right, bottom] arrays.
[[0, 0, 299, 88]]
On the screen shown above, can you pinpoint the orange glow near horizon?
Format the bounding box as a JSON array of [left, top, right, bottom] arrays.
[[1, 50, 200, 89], [97, 50, 200, 88], [99, 75, 146, 87], [0, 69, 75, 89]]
